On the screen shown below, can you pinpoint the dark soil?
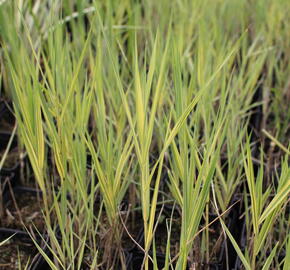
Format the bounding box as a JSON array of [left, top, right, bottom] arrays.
[[0, 187, 45, 270], [0, 237, 37, 270]]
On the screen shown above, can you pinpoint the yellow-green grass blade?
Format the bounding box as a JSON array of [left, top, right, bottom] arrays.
[[243, 139, 259, 236], [259, 180, 290, 224], [0, 233, 16, 247]]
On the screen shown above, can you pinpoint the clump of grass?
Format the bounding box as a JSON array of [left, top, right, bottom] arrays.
[[0, 0, 289, 269]]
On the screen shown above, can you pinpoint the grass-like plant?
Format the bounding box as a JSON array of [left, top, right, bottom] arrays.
[[0, 0, 289, 269]]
